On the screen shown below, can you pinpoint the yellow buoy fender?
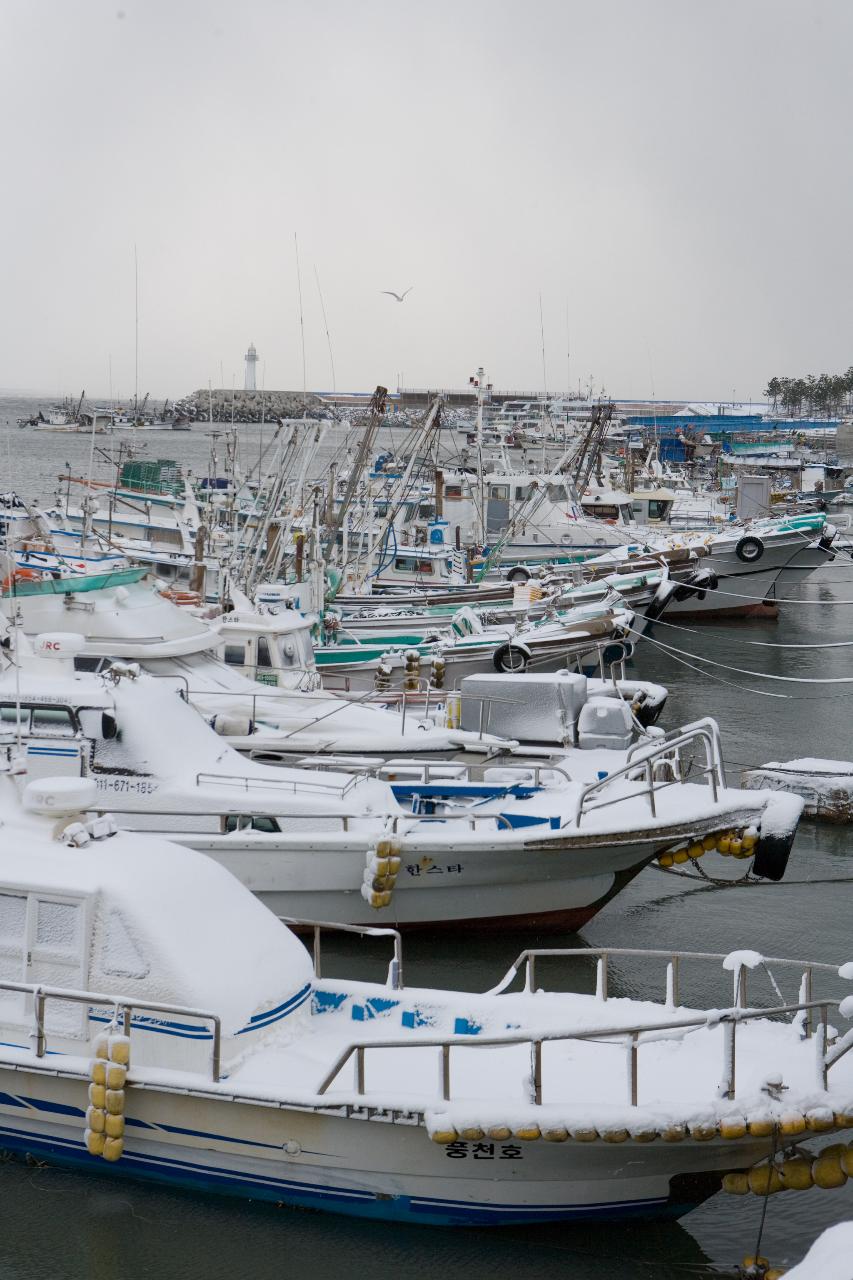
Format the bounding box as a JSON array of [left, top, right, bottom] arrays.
[[106, 1063, 126, 1091], [487, 1125, 512, 1141], [812, 1150, 847, 1189], [85, 1129, 106, 1157], [107, 1035, 131, 1067], [748, 1165, 783, 1195], [85, 1106, 105, 1134], [660, 1124, 687, 1142], [779, 1156, 813, 1191], [541, 1127, 569, 1142], [102, 1137, 124, 1163], [430, 1129, 457, 1145], [805, 1107, 835, 1132], [722, 1170, 749, 1194], [720, 1116, 747, 1140], [779, 1111, 806, 1137], [105, 1089, 125, 1117], [104, 1113, 125, 1139]]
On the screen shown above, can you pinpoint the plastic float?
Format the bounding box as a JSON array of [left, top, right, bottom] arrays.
[[0, 772, 851, 1225]]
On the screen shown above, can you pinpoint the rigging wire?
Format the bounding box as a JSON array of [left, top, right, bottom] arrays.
[[637, 629, 853, 683]]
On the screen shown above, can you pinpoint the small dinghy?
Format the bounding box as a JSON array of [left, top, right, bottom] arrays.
[[1, 770, 852, 1226], [743, 758, 853, 823]]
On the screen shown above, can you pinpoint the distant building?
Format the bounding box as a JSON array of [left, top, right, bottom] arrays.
[[244, 343, 259, 392]]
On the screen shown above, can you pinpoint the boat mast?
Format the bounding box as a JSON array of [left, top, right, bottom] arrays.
[[133, 245, 139, 415], [474, 366, 486, 547]]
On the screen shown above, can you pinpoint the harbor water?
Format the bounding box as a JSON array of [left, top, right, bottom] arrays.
[[1, 405, 852, 1277]]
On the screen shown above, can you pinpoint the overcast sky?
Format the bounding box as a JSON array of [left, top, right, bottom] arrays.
[[1, 0, 851, 402]]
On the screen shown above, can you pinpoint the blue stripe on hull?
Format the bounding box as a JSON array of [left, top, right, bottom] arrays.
[[0, 1120, 675, 1226]]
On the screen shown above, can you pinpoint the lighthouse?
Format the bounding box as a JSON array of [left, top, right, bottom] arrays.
[[244, 343, 259, 392]]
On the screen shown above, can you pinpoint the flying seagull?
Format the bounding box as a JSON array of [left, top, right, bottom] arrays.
[[381, 287, 414, 302]]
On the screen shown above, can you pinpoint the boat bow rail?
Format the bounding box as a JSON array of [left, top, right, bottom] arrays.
[[315, 948, 853, 1106], [570, 717, 725, 827]]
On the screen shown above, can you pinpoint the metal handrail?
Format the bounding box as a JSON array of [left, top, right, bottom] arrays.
[[92, 808, 514, 834], [487, 945, 846, 1008], [571, 721, 724, 827], [376, 760, 574, 789], [0, 979, 222, 1082], [279, 917, 404, 990], [315, 997, 842, 1105], [194, 770, 360, 798]]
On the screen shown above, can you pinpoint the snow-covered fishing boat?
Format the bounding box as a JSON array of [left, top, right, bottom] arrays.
[[0, 774, 850, 1224], [0, 569, 512, 757], [0, 635, 802, 929]]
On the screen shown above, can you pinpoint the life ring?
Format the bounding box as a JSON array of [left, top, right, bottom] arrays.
[[493, 642, 530, 673], [1, 568, 39, 591], [735, 536, 764, 563]]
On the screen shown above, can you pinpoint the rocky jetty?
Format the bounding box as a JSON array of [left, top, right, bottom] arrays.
[[177, 388, 334, 424]]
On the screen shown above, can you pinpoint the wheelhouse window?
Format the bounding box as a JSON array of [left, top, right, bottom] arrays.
[[223, 815, 281, 833], [31, 706, 76, 736], [394, 557, 434, 574], [223, 644, 246, 666], [256, 637, 273, 668]]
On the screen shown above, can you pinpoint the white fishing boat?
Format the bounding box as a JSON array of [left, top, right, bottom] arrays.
[[0, 773, 850, 1224], [0, 569, 510, 757], [0, 636, 803, 929]]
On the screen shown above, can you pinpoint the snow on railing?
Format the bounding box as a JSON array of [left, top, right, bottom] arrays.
[[0, 979, 222, 1081], [315, 998, 842, 1106], [571, 717, 725, 826]]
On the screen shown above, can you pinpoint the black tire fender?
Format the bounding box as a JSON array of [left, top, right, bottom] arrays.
[[506, 566, 531, 583], [493, 641, 531, 673], [735, 535, 764, 563]]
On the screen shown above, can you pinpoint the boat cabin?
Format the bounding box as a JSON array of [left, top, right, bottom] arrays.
[[218, 610, 318, 687], [629, 487, 676, 525], [580, 489, 637, 526], [0, 772, 314, 1074]]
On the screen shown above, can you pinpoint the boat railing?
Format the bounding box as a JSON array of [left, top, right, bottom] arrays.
[[0, 979, 222, 1082], [280, 917, 404, 989], [375, 759, 575, 789], [487, 946, 843, 1021], [91, 808, 514, 834], [571, 718, 724, 827], [176, 679, 440, 737], [194, 770, 361, 798], [315, 994, 846, 1105]]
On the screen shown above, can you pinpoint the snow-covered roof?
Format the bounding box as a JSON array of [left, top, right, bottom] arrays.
[[0, 774, 314, 1038]]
